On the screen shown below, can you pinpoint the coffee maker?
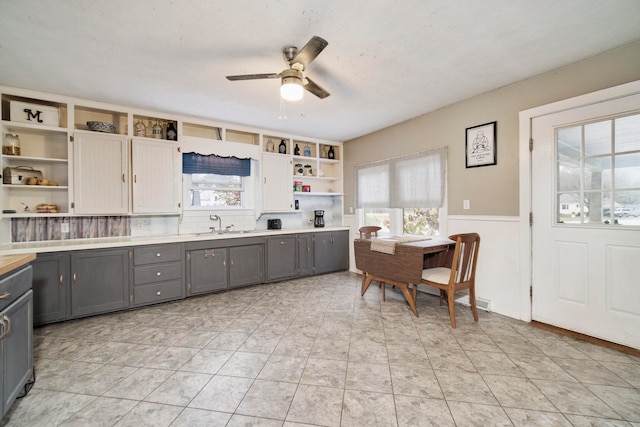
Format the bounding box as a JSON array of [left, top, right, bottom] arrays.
[[314, 210, 325, 228]]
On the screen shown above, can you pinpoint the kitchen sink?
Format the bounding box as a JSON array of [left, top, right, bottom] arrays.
[[190, 229, 263, 236]]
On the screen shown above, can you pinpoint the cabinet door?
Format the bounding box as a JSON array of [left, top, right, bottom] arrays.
[[70, 248, 130, 317], [332, 230, 350, 271], [187, 249, 227, 295], [267, 235, 297, 281], [1, 290, 33, 418], [230, 245, 264, 288], [131, 138, 180, 214], [313, 232, 333, 275], [297, 234, 313, 277], [313, 231, 349, 275], [262, 153, 292, 212], [31, 252, 69, 325], [73, 132, 128, 214]]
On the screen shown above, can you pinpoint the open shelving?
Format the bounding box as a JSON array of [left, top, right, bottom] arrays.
[[182, 122, 222, 140], [227, 128, 259, 145], [1, 85, 344, 221], [1, 93, 71, 215], [291, 141, 342, 196], [74, 105, 127, 135]]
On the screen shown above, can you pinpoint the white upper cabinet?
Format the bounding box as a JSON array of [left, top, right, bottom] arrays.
[[131, 138, 180, 214], [262, 152, 293, 212], [73, 132, 129, 214]]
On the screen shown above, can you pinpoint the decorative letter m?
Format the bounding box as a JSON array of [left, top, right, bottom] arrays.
[[23, 108, 44, 123]]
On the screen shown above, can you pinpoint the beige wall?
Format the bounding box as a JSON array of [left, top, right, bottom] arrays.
[[343, 40, 640, 216]]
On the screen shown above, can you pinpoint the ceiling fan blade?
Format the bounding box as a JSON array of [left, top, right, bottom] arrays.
[[226, 73, 279, 81], [303, 77, 330, 99], [290, 36, 328, 69]]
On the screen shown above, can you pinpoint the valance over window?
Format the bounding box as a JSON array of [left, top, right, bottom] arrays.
[[355, 147, 446, 208], [182, 152, 251, 176]]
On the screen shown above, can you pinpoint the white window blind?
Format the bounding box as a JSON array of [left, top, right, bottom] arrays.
[[355, 147, 446, 208]]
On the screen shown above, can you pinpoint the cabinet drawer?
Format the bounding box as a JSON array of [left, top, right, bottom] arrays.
[[0, 265, 32, 311], [134, 244, 181, 265], [133, 280, 183, 306], [134, 262, 182, 285]]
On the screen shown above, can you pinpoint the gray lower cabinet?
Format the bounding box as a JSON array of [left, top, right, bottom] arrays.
[[28, 231, 345, 326], [313, 230, 349, 274], [266, 234, 298, 281], [70, 248, 130, 318], [186, 248, 228, 295], [32, 252, 69, 325], [266, 234, 314, 281], [229, 244, 264, 288], [297, 233, 313, 277], [186, 237, 265, 295], [0, 265, 33, 420], [132, 244, 184, 306]]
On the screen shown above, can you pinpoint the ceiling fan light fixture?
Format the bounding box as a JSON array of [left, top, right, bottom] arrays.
[[280, 69, 304, 101], [226, 36, 330, 100]]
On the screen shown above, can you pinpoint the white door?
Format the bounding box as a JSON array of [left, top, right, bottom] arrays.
[[531, 93, 640, 349], [131, 138, 180, 214], [73, 132, 129, 214]]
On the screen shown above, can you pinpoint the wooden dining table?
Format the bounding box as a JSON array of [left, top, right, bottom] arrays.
[[354, 237, 455, 316]]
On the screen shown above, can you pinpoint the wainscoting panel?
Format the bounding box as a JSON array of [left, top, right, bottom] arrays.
[[447, 215, 521, 320]]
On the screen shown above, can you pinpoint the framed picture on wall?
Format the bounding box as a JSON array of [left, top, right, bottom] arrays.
[[465, 121, 497, 168]]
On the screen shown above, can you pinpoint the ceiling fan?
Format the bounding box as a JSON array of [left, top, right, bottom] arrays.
[[226, 35, 330, 101]]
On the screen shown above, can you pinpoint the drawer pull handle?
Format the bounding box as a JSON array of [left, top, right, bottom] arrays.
[[280, 241, 286, 245], [156, 272, 162, 276], [156, 291, 162, 296], [0, 292, 10, 300], [156, 253, 161, 257]]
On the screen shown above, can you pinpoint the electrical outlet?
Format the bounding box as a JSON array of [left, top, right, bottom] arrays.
[[463, 200, 470, 210], [61, 222, 69, 233]]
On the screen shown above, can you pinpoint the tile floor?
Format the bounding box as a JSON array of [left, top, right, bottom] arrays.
[[3, 272, 640, 426]]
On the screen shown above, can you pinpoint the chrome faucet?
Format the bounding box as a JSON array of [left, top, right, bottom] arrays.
[[209, 214, 222, 232]]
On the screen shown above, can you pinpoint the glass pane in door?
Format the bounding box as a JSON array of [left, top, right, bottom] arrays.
[[555, 112, 640, 227]]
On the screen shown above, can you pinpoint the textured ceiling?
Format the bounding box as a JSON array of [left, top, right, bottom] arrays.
[[1, 0, 639, 142]]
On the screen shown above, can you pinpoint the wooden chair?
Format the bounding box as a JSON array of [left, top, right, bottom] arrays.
[[357, 226, 385, 298], [421, 233, 480, 328], [358, 226, 381, 238]]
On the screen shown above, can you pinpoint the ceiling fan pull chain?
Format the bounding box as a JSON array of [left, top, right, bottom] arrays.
[[278, 97, 287, 120]]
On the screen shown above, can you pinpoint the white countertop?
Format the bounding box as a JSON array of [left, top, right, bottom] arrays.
[[0, 226, 350, 255]]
